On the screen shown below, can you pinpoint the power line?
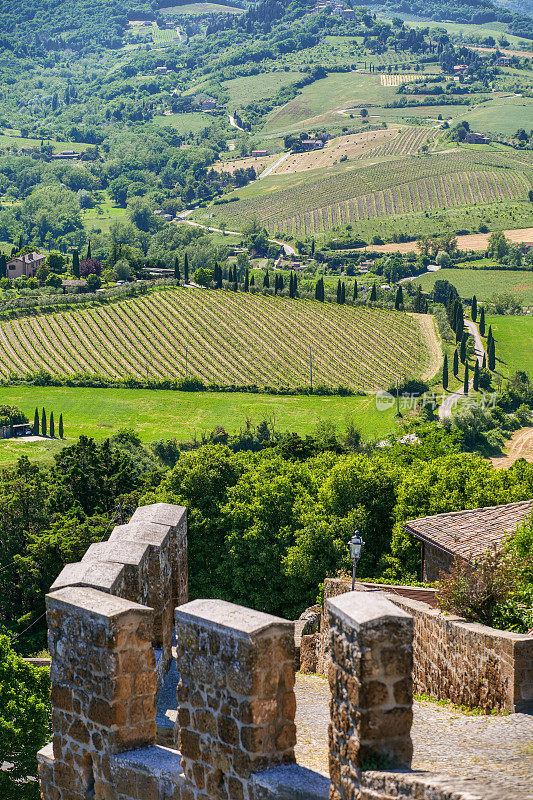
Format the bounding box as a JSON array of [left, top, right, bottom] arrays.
[[9, 612, 46, 643]]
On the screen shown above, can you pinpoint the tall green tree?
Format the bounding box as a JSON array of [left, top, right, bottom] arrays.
[[482, 352, 487, 369], [341, 282, 345, 304], [50, 411, 55, 439], [33, 407, 39, 435], [453, 349, 459, 376], [336, 279, 342, 304], [0, 253, 6, 279], [442, 353, 448, 390], [174, 256, 180, 282], [471, 295, 477, 323], [473, 359, 480, 391], [244, 268, 249, 292], [487, 324, 493, 347], [353, 280, 358, 301], [184, 253, 189, 284], [59, 413, 63, 439], [463, 362, 469, 395], [394, 285, 403, 310], [86, 240, 91, 260], [315, 277, 324, 302], [369, 283, 377, 302], [72, 249, 80, 279], [41, 408, 47, 437], [488, 338, 496, 370], [479, 307, 485, 336], [263, 270, 270, 289], [459, 332, 468, 364]]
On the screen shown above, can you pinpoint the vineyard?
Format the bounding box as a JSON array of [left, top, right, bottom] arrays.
[[380, 74, 425, 86], [0, 289, 436, 390], [207, 149, 532, 236]]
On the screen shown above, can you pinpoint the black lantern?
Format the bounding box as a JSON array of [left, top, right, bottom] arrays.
[[349, 530, 365, 590]]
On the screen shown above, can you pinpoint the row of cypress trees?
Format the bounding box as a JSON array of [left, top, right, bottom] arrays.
[[33, 408, 64, 438]]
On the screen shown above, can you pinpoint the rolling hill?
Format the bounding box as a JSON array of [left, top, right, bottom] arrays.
[[0, 288, 439, 390]]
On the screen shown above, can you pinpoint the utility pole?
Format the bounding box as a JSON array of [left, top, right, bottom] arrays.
[[185, 346, 188, 378], [309, 345, 313, 390]]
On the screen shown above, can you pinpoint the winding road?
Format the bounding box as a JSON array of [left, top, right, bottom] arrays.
[[438, 319, 485, 419], [180, 218, 296, 256]]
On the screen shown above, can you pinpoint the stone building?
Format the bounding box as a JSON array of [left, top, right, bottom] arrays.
[[6, 251, 46, 278], [403, 499, 533, 582]]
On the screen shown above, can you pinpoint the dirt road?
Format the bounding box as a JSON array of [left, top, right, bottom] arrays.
[[438, 319, 484, 419], [492, 427, 533, 469]]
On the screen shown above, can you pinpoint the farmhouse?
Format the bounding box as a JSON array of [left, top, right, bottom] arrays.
[[6, 251, 46, 278], [466, 132, 491, 144], [194, 94, 217, 110], [251, 149, 268, 157], [301, 139, 325, 150], [51, 150, 83, 159], [403, 499, 533, 582]]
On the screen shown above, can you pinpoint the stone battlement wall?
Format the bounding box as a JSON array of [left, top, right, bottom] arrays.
[[315, 578, 533, 714], [38, 506, 505, 800]]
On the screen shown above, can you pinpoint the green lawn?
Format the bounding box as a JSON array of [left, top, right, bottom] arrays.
[[81, 201, 128, 234], [415, 269, 533, 304], [452, 96, 533, 137], [163, 2, 244, 14], [485, 315, 533, 378], [0, 386, 396, 464]]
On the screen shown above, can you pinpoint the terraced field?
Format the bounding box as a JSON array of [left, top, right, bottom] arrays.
[[207, 149, 533, 236], [0, 288, 437, 390]]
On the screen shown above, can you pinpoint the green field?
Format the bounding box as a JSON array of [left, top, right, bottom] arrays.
[[0, 386, 397, 464], [452, 95, 533, 137], [152, 112, 213, 134], [81, 199, 128, 234], [223, 71, 303, 109], [484, 315, 533, 378], [162, 2, 244, 14], [415, 269, 533, 304], [0, 287, 438, 390]]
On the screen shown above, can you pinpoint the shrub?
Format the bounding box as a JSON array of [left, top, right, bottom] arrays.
[[436, 548, 517, 627]]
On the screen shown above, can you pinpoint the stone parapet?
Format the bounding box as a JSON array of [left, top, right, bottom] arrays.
[[175, 599, 297, 800], [327, 592, 414, 800]]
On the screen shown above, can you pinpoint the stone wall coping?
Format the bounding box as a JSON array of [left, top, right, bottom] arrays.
[[175, 598, 293, 640], [251, 764, 330, 800], [361, 769, 490, 800], [131, 502, 187, 528], [327, 590, 412, 628], [110, 521, 172, 546], [109, 745, 184, 780], [82, 540, 151, 565], [388, 593, 533, 642], [51, 560, 125, 592], [37, 743, 54, 767], [46, 586, 153, 620]]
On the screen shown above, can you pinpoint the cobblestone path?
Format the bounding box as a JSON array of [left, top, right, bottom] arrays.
[[294, 673, 533, 799]]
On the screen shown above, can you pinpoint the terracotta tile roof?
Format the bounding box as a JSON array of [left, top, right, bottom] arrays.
[[403, 499, 533, 562]]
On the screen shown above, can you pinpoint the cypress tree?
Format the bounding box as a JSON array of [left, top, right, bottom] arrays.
[[42, 407, 47, 437], [460, 332, 467, 364], [336, 279, 342, 304], [463, 362, 469, 395], [369, 283, 377, 302], [353, 280, 358, 301], [289, 272, 294, 298], [315, 277, 324, 302], [244, 268, 249, 292], [487, 324, 493, 346], [454, 300, 464, 342], [174, 256, 180, 282], [488, 338, 496, 370], [293, 273, 297, 297], [341, 282, 345, 304], [442, 353, 448, 390], [394, 285, 403, 310], [86, 240, 91, 260], [473, 360, 479, 391], [446, 291, 455, 326], [278, 274, 284, 293], [184, 253, 189, 284], [59, 413, 63, 439], [72, 249, 80, 279], [50, 411, 55, 439], [0, 253, 7, 279], [479, 307, 485, 336], [263, 270, 269, 289], [250, 275, 255, 287], [471, 295, 477, 323], [453, 348, 459, 376], [33, 407, 39, 435], [482, 352, 486, 369]]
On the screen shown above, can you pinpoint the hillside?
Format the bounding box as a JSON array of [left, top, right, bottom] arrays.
[[0, 288, 439, 390]]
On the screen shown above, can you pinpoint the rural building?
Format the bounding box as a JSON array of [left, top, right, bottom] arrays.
[[403, 499, 533, 582], [195, 94, 217, 110], [466, 132, 490, 144], [62, 279, 87, 291], [251, 149, 268, 157], [498, 56, 510, 66], [51, 150, 83, 159], [301, 139, 324, 150], [453, 64, 468, 72], [7, 251, 46, 278]]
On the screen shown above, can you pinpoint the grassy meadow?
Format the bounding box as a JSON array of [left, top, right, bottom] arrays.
[[485, 315, 533, 377], [0, 386, 397, 464], [415, 269, 533, 304], [223, 72, 303, 108]]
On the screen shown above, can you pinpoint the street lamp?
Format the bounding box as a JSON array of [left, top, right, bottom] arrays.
[[349, 530, 365, 591]]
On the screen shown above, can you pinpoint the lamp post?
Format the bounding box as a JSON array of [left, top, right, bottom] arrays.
[[349, 530, 365, 591]]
